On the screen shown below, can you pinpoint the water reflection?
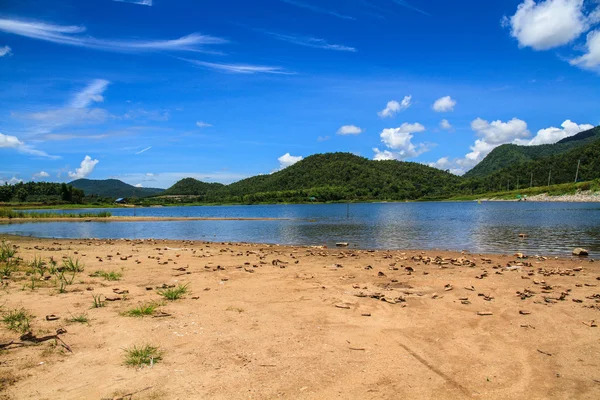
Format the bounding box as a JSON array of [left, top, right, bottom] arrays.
[[4, 202, 600, 256]]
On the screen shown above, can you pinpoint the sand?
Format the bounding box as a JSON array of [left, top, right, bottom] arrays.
[[0, 236, 599, 400]]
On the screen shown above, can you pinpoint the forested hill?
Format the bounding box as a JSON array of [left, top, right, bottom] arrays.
[[460, 135, 600, 193], [160, 178, 224, 196], [69, 179, 164, 198], [464, 126, 600, 179], [161, 153, 463, 203]]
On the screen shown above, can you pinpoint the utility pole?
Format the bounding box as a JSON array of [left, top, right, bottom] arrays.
[[517, 177, 519, 191], [575, 159, 581, 183], [548, 170, 551, 187]]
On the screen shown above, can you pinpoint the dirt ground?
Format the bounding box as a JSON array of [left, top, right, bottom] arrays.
[[0, 235, 599, 400]]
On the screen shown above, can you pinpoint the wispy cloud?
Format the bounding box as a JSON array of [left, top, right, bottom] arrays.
[[0, 45, 11, 57], [184, 59, 293, 74], [113, 0, 153, 6], [260, 30, 356, 52], [391, 0, 430, 16], [14, 79, 112, 139], [0, 132, 59, 159], [135, 146, 152, 155], [196, 121, 213, 128], [0, 18, 227, 53], [280, 0, 355, 20]]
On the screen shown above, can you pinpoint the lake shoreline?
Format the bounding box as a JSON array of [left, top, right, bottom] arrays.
[[0, 236, 598, 399], [0, 216, 287, 223]]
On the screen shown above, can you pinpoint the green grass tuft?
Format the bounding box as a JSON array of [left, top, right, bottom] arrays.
[[123, 345, 162, 368], [157, 284, 189, 301], [67, 313, 89, 324], [91, 294, 105, 308], [90, 270, 122, 281], [122, 303, 159, 317], [2, 308, 33, 333]]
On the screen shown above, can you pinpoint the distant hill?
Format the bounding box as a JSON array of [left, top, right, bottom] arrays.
[[161, 152, 462, 202], [461, 135, 600, 193], [464, 126, 600, 179], [69, 179, 164, 198], [159, 178, 225, 196]]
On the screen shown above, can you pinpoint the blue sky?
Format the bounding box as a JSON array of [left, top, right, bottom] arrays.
[[1, 0, 599, 188]]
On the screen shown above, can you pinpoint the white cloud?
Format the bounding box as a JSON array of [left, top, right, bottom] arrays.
[[432, 96, 456, 112], [337, 125, 363, 135], [0, 132, 57, 158], [0, 18, 226, 53], [466, 117, 530, 162], [503, 0, 588, 50], [0, 45, 11, 56], [378, 96, 411, 118], [114, 0, 153, 6], [32, 171, 50, 180], [392, 0, 430, 16], [317, 136, 330, 142], [184, 59, 291, 74], [440, 119, 452, 130], [0, 177, 23, 185], [15, 79, 112, 139], [261, 31, 356, 52], [0, 132, 24, 148], [280, 0, 355, 20], [68, 155, 99, 179], [373, 122, 430, 160], [196, 121, 213, 128], [146, 173, 155, 177], [570, 29, 600, 69], [135, 146, 151, 155], [134, 183, 143, 187], [514, 119, 593, 145], [278, 153, 303, 169], [70, 79, 109, 108]]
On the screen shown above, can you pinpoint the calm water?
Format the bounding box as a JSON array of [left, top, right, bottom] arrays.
[[2, 202, 600, 257]]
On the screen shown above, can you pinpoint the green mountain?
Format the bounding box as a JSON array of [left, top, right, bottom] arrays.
[[160, 153, 462, 203], [461, 135, 600, 194], [160, 178, 225, 196], [464, 126, 600, 179], [69, 179, 164, 198]]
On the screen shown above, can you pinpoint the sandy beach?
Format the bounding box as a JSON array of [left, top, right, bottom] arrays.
[[0, 235, 599, 400]]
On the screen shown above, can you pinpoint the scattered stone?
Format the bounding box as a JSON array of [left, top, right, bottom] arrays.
[[519, 310, 531, 315], [573, 248, 589, 256], [336, 243, 349, 247], [477, 311, 493, 316]]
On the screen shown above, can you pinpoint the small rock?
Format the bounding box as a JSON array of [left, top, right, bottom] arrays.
[[573, 248, 589, 256]]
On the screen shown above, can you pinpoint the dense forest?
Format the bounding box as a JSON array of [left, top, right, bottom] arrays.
[[160, 178, 224, 196], [464, 126, 600, 178], [69, 179, 164, 198], [0, 182, 84, 204]]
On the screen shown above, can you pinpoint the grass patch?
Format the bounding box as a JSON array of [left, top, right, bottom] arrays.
[[62, 257, 84, 273], [91, 294, 105, 308], [122, 303, 159, 317], [0, 241, 16, 262], [123, 345, 162, 368], [67, 313, 89, 324], [0, 208, 111, 219], [157, 284, 189, 301], [2, 308, 33, 333], [90, 270, 122, 281]]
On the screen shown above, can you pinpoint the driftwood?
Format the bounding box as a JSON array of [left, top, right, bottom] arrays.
[[0, 328, 72, 352]]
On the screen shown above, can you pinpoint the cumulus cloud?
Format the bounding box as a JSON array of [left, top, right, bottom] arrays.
[[196, 121, 213, 128], [134, 183, 143, 187], [278, 153, 303, 169], [432, 96, 456, 112], [0, 45, 11, 56], [378, 96, 411, 118], [0, 132, 57, 158], [514, 119, 593, 145], [32, 171, 50, 180], [440, 119, 452, 130], [503, 0, 588, 50], [467, 117, 530, 161], [570, 29, 600, 69], [337, 125, 363, 135], [68, 155, 99, 179], [373, 122, 430, 160]]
